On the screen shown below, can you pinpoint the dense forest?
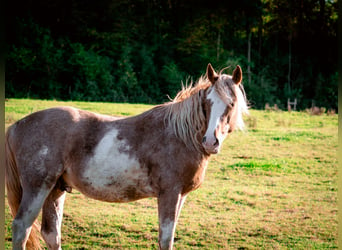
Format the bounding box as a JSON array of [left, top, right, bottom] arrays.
[[6, 0, 338, 110]]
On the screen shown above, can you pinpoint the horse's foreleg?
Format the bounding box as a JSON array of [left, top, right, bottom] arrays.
[[41, 188, 66, 250], [157, 192, 186, 250]]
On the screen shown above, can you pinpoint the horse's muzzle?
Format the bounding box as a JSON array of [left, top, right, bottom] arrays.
[[202, 136, 220, 154]]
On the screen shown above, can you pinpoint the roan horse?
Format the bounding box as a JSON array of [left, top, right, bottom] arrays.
[[5, 64, 248, 250]]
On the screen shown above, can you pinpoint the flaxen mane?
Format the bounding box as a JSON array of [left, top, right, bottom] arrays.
[[163, 76, 210, 152]]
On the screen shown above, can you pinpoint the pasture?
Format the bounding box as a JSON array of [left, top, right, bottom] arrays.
[[4, 99, 338, 249]]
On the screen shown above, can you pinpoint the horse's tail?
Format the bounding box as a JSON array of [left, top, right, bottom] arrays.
[[5, 127, 42, 250]]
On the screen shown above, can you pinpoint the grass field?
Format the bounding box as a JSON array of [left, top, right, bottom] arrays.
[[4, 99, 338, 249]]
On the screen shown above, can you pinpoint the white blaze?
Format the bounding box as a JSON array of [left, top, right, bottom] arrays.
[[204, 87, 229, 145]]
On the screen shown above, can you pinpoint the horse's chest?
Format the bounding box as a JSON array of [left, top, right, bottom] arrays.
[[181, 160, 208, 194], [72, 130, 155, 202]]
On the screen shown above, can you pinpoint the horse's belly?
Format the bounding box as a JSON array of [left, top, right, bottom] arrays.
[[75, 170, 155, 202], [65, 129, 156, 202]]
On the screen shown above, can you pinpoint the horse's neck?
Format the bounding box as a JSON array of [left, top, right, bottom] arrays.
[[164, 94, 206, 153]]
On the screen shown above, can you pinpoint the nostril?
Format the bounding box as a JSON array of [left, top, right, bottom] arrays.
[[213, 138, 219, 146], [202, 136, 207, 143]]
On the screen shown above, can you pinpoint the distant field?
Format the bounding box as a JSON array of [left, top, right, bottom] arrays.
[[5, 99, 338, 249]]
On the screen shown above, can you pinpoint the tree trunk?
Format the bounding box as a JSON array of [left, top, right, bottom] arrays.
[[287, 33, 292, 95], [216, 32, 221, 62], [247, 32, 252, 85], [258, 15, 263, 63]]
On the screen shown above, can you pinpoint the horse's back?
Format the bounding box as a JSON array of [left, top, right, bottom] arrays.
[[7, 106, 94, 151]]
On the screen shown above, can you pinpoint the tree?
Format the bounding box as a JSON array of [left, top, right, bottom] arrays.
[[5, 0, 338, 110]]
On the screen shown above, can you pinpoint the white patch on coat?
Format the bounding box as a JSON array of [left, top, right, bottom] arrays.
[[82, 129, 154, 201], [42, 193, 65, 249], [32, 145, 50, 174], [160, 219, 175, 247], [39, 145, 49, 157]]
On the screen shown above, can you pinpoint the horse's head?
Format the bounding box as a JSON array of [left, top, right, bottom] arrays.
[[201, 63, 247, 154]]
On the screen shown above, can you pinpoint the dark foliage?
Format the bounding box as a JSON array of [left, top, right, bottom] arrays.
[[6, 0, 338, 110]]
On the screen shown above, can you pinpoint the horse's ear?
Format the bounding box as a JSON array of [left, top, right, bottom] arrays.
[[232, 65, 242, 84], [207, 63, 218, 84]]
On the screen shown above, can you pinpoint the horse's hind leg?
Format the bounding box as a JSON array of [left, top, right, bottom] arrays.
[[41, 187, 66, 250], [12, 188, 51, 250]]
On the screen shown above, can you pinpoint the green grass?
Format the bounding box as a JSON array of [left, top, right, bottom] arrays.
[[5, 99, 338, 249]]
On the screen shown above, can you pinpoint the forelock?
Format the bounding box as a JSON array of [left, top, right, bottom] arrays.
[[213, 74, 235, 105]]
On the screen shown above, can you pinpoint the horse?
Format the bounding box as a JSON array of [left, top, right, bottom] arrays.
[[5, 63, 248, 250]]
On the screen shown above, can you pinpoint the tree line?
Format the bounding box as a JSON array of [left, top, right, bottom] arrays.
[[6, 0, 338, 110]]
